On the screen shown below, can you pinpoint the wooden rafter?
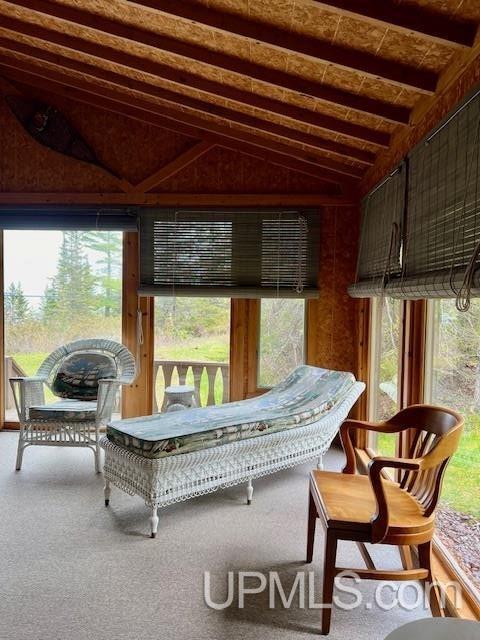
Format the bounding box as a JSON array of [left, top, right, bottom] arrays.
[[0, 37, 390, 156], [0, 38, 383, 158], [0, 56, 363, 182], [3, 1, 435, 110], [0, 17, 411, 127], [126, 0, 438, 92], [131, 141, 214, 193], [0, 193, 356, 206], [0, 67, 357, 188], [311, 0, 477, 48]]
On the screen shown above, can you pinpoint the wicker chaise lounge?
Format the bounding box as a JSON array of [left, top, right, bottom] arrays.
[[100, 366, 365, 537]]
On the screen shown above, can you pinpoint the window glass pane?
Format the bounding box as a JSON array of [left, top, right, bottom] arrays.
[[258, 298, 305, 388], [427, 299, 480, 591], [374, 297, 402, 456], [153, 298, 230, 412], [4, 230, 123, 421]]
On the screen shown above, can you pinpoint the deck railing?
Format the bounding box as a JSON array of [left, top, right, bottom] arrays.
[[153, 359, 229, 412], [5, 356, 229, 416], [5, 356, 26, 411]]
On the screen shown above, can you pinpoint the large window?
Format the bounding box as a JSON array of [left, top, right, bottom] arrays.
[[369, 297, 402, 456], [153, 298, 230, 411], [425, 299, 480, 592], [4, 230, 123, 421], [258, 298, 305, 388]]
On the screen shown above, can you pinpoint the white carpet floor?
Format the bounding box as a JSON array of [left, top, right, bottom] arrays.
[[0, 432, 430, 640]]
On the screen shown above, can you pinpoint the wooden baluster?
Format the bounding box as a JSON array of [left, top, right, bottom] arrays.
[[161, 363, 174, 412], [221, 365, 229, 403], [206, 365, 217, 406], [152, 362, 160, 413], [191, 365, 203, 407], [177, 364, 188, 386]]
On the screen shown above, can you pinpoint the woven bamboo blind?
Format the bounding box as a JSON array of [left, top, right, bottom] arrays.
[[389, 88, 480, 304], [348, 164, 405, 298], [350, 87, 480, 305], [138, 208, 320, 298], [0, 206, 137, 230]]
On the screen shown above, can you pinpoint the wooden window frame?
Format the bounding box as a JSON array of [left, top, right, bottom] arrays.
[[358, 296, 480, 620]]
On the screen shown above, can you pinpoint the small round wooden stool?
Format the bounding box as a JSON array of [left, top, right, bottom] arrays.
[[164, 385, 197, 412]]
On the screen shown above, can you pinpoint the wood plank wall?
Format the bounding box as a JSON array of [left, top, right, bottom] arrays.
[[0, 87, 340, 196]]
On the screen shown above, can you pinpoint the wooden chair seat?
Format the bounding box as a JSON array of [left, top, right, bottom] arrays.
[[311, 470, 434, 540]]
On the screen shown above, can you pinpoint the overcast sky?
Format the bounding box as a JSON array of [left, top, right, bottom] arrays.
[[4, 231, 101, 307]]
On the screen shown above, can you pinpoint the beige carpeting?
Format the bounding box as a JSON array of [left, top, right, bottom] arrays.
[[0, 432, 429, 640]]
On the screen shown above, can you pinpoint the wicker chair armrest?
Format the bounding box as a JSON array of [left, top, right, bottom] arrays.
[[9, 376, 46, 384], [9, 376, 47, 420], [96, 379, 123, 424]]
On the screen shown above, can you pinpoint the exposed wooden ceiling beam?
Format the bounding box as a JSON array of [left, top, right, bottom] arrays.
[[0, 38, 378, 164], [311, 0, 477, 48], [131, 141, 214, 193], [0, 13, 410, 128], [0, 52, 365, 180], [127, 0, 438, 92], [5, 0, 436, 102], [0, 193, 356, 206], [0, 65, 357, 187]]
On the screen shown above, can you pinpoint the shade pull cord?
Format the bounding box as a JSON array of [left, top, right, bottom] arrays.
[[135, 307, 144, 377], [295, 215, 308, 294], [456, 241, 480, 312], [172, 210, 178, 333], [276, 211, 282, 298], [381, 221, 399, 294]]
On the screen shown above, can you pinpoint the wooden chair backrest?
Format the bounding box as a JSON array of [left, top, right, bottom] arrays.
[[387, 405, 464, 517]]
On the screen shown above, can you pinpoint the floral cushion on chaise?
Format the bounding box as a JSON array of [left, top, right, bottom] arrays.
[[106, 366, 356, 459]]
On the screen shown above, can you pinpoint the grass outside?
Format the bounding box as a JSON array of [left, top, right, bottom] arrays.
[[154, 335, 229, 363], [376, 421, 479, 520]]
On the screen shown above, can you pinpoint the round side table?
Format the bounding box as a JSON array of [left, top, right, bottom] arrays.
[[385, 619, 480, 640], [164, 385, 197, 412]]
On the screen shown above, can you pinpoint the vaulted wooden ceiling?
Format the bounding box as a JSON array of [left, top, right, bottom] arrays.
[[0, 0, 479, 192]]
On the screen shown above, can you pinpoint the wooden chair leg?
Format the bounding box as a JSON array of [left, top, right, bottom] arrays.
[[356, 542, 375, 570], [399, 545, 414, 570], [321, 529, 338, 635], [306, 490, 317, 563], [418, 540, 444, 618]]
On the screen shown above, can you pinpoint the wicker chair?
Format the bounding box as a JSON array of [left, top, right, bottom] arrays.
[[10, 339, 136, 473]]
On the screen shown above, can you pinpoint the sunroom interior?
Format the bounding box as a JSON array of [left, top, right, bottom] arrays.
[[0, 1, 479, 639]]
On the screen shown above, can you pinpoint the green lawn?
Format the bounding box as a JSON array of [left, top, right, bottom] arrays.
[[377, 422, 480, 520], [154, 335, 229, 363]]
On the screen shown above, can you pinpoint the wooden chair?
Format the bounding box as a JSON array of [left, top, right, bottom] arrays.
[[306, 404, 464, 635]]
